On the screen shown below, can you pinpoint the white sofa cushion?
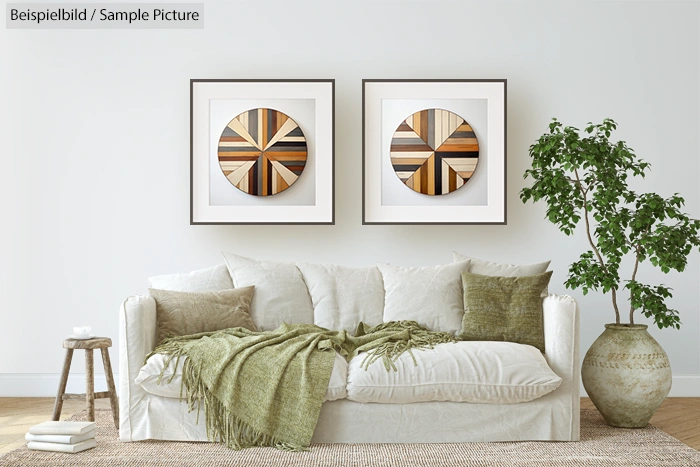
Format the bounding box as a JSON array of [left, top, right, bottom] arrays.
[[136, 351, 348, 402], [222, 253, 314, 330], [297, 263, 384, 333], [346, 341, 562, 404], [453, 252, 551, 276], [453, 252, 551, 296], [377, 261, 470, 334], [148, 264, 233, 292]]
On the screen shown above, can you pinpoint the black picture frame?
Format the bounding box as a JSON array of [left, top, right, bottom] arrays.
[[190, 79, 335, 225], [362, 79, 507, 225]]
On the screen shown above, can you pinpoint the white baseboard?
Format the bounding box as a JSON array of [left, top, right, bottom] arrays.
[[2, 373, 698, 398], [0, 373, 120, 397], [667, 375, 700, 396], [580, 375, 700, 398]]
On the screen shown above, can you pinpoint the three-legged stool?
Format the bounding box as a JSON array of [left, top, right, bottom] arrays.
[[51, 337, 119, 429]]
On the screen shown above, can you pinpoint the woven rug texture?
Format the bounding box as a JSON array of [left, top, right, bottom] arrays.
[[1, 408, 699, 467]]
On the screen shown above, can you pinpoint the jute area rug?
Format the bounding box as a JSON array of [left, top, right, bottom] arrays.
[[1, 409, 699, 467]]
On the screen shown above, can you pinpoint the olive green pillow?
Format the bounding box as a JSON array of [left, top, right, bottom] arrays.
[[149, 286, 257, 343], [458, 271, 552, 352]]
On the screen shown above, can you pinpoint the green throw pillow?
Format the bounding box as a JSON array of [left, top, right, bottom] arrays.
[[458, 271, 552, 352], [149, 286, 257, 344]]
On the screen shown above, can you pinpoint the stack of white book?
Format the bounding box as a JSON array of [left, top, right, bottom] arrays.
[[26, 421, 97, 453]]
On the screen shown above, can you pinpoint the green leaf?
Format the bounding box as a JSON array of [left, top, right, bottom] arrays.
[[520, 118, 700, 330]]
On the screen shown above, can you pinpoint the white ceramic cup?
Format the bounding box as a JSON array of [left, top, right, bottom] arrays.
[[73, 326, 92, 338]]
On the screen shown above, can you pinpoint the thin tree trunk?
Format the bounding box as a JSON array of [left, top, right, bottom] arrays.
[[629, 244, 642, 325], [574, 169, 621, 324]]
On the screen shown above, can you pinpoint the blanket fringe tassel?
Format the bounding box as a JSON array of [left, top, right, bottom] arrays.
[[153, 344, 308, 452], [359, 321, 455, 371]]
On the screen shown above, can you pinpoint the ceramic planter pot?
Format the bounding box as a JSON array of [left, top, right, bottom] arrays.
[[581, 324, 671, 428]]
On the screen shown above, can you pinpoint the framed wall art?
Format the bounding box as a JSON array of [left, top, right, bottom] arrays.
[[191, 79, 335, 224], [362, 79, 506, 224]]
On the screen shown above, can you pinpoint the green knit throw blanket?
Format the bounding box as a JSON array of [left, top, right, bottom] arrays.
[[148, 320, 454, 451]]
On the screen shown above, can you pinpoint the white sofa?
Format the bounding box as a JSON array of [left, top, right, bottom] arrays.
[[119, 259, 580, 444]]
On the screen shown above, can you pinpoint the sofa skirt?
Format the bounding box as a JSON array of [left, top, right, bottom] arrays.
[[119, 390, 578, 443]]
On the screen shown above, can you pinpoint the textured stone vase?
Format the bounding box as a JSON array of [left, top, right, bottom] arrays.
[[581, 324, 671, 428]]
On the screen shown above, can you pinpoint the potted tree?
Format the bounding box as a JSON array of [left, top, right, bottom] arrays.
[[520, 118, 700, 427]]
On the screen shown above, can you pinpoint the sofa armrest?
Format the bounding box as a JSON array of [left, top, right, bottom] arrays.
[[543, 293, 580, 439], [118, 295, 157, 440], [543, 294, 580, 384]]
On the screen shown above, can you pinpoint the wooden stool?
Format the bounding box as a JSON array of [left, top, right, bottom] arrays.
[[51, 337, 119, 429]]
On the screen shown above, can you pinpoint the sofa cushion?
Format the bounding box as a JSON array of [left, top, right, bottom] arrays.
[[346, 341, 561, 404], [222, 252, 314, 331], [148, 264, 234, 292], [377, 261, 470, 334], [136, 350, 348, 402], [149, 287, 257, 344], [459, 271, 553, 352], [453, 252, 551, 296], [297, 263, 384, 333], [453, 252, 551, 276]]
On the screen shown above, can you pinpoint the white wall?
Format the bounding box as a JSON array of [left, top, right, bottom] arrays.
[[1, 0, 698, 396]]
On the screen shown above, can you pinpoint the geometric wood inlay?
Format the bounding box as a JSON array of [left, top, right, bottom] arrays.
[[390, 108, 479, 195], [218, 108, 307, 196]]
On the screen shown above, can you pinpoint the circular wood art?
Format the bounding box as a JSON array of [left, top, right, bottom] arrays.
[[217, 108, 307, 196], [390, 109, 479, 196]]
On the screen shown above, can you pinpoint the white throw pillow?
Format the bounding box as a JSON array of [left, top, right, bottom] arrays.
[[297, 263, 384, 333], [346, 341, 561, 404], [377, 260, 470, 334], [222, 253, 314, 330], [136, 351, 348, 402], [453, 252, 550, 276], [453, 252, 551, 296], [148, 264, 233, 292]]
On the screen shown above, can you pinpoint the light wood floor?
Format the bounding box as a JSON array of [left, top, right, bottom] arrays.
[[0, 397, 111, 455], [0, 398, 698, 455], [580, 398, 700, 450]]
